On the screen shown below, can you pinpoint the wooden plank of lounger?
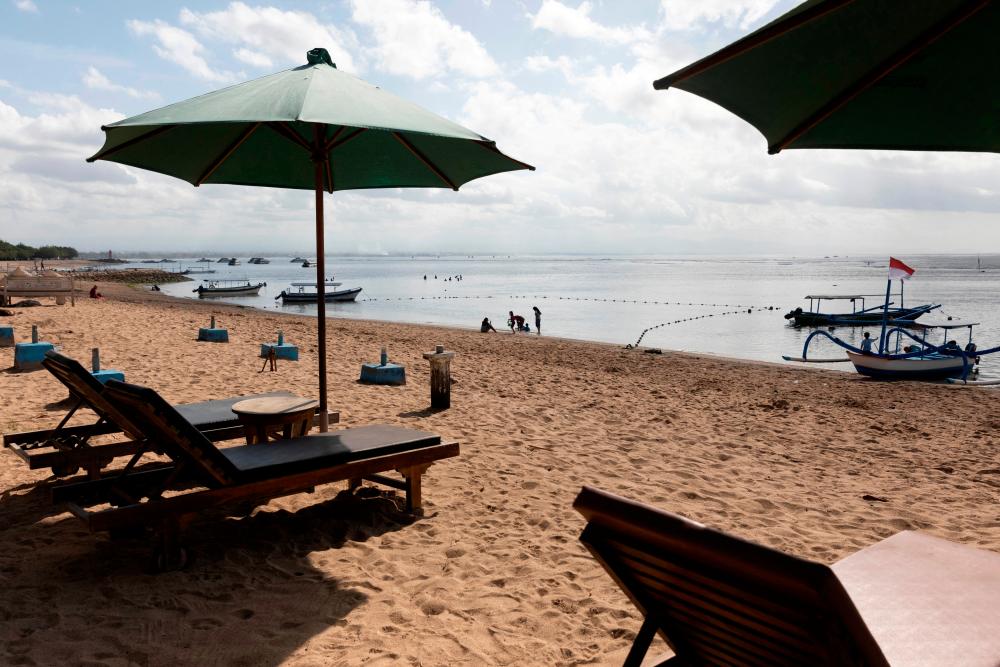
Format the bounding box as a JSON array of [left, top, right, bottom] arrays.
[[832, 531, 1000, 667], [69, 441, 458, 532]]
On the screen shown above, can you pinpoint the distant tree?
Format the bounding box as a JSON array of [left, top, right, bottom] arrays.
[[0, 240, 78, 260], [35, 245, 79, 259]]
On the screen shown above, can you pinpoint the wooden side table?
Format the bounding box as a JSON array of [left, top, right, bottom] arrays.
[[231, 396, 320, 445]]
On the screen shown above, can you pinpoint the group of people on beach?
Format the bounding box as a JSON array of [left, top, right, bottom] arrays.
[[481, 306, 541, 335]]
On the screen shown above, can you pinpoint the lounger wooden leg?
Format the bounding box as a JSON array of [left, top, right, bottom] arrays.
[[623, 617, 658, 667], [152, 515, 188, 572], [348, 477, 362, 492], [399, 464, 431, 512]]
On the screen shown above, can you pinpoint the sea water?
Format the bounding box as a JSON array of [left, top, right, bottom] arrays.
[[112, 254, 999, 376]]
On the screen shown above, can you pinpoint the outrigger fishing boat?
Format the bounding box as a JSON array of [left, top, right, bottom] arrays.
[[193, 279, 265, 298], [248, 257, 270, 264], [845, 319, 980, 381], [290, 257, 306, 263], [276, 280, 361, 303], [785, 258, 1000, 381], [785, 293, 938, 327]]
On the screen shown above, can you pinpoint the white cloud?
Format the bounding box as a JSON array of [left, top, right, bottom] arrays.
[[530, 1, 651, 45], [658, 0, 782, 31], [82, 66, 159, 100], [127, 19, 236, 82], [179, 3, 359, 73], [232, 47, 272, 68], [523, 54, 576, 79], [14, 0, 38, 13], [350, 0, 498, 80]]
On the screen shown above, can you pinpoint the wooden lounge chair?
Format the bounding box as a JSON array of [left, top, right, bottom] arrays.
[[574, 486, 1000, 666], [3, 351, 338, 478], [54, 379, 459, 570]]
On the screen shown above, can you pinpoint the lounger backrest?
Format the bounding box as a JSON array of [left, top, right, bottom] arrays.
[[102, 380, 239, 486], [42, 350, 145, 440], [574, 487, 889, 666]]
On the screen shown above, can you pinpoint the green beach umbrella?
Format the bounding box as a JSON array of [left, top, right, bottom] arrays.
[[89, 48, 533, 429], [654, 0, 1000, 154]]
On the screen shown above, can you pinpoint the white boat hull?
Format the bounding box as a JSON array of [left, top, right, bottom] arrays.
[[846, 351, 969, 380], [279, 287, 361, 303]]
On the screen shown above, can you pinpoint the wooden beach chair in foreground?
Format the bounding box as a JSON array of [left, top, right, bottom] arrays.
[[3, 351, 338, 478], [574, 486, 1000, 667], [53, 380, 458, 570]]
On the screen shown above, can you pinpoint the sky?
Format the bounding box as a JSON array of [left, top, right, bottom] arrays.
[[1, 0, 998, 256]]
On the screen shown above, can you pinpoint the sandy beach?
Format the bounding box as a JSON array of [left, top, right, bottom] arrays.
[[2, 283, 999, 666]]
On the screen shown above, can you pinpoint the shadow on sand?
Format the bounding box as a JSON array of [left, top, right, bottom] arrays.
[[0, 484, 419, 665]]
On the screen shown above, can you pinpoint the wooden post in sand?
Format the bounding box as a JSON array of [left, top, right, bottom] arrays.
[[422, 345, 455, 410], [31, 325, 38, 344], [92, 348, 100, 372]]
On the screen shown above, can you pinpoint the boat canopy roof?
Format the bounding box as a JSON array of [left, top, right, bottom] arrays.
[[290, 281, 341, 287], [804, 293, 900, 300], [911, 318, 979, 329]]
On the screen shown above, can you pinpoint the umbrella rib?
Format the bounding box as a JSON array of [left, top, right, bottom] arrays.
[[329, 127, 367, 151], [195, 122, 261, 186], [323, 126, 346, 153], [653, 0, 858, 90], [86, 125, 175, 163], [770, 0, 993, 154], [265, 121, 313, 154], [476, 141, 536, 171], [392, 132, 457, 190]]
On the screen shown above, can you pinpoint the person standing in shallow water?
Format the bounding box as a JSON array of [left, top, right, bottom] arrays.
[[533, 306, 541, 335]]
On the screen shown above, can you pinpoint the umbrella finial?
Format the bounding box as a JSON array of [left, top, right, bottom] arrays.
[[307, 48, 336, 68]]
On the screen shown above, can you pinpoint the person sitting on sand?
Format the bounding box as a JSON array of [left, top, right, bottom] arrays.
[[151, 284, 161, 292], [508, 311, 525, 333], [860, 331, 874, 354], [89, 285, 104, 299], [481, 317, 496, 333]]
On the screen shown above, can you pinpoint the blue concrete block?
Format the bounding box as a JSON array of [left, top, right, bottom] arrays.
[[197, 327, 229, 343], [14, 342, 55, 371], [359, 362, 406, 385], [260, 342, 299, 361], [91, 369, 125, 384], [0, 326, 13, 348]]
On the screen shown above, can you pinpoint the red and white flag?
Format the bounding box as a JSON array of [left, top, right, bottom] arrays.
[[888, 257, 915, 281]]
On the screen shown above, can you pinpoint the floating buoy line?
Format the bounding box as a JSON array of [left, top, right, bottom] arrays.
[[355, 293, 778, 349]]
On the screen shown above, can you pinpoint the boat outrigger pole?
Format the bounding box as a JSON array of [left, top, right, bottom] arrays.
[[878, 277, 892, 354]]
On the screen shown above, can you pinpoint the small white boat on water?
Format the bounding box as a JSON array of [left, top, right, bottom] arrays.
[[194, 279, 265, 298], [276, 280, 361, 303]]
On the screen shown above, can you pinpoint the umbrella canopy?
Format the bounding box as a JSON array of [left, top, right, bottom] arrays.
[[89, 48, 533, 428], [653, 0, 1000, 154]]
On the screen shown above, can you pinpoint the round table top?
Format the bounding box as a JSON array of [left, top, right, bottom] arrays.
[[231, 396, 319, 416]]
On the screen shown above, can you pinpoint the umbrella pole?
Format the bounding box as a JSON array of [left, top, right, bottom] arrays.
[[313, 128, 329, 432]]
